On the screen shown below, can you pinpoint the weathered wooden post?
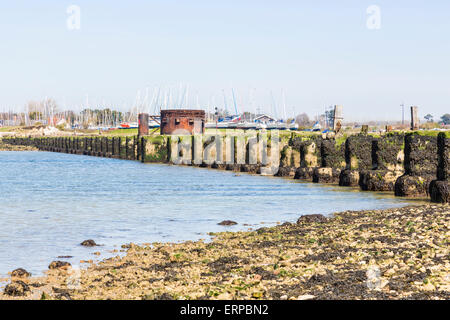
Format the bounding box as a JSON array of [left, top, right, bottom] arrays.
[[112, 137, 116, 157], [133, 136, 137, 160], [84, 137, 88, 154], [117, 137, 122, 159], [140, 137, 146, 163]]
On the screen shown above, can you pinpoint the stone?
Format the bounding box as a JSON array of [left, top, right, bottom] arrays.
[[373, 134, 404, 172], [218, 220, 238, 226], [297, 214, 327, 224], [321, 139, 345, 169], [240, 164, 260, 174], [294, 167, 315, 180], [410, 106, 419, 130], [403, 134, 437, 176], [10, 268, 31, 278], [225, 164, 241, 172], [429, 180, 450, 203], [4, 281, 30, 297], [80, 239, 97, 247], [211, 162, 226, 170], [395, 174, 434, 197], [281, 222, 293, 227], [275, 166, 295, 177], [359, 170, 402, 191], [48, 261, 71, 270], [339, 169, 360, 187], [344, 135, 373, 170], [312, 167, 341, 184]]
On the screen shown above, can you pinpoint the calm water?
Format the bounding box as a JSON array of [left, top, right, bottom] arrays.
[[0, 151, 415, 278]]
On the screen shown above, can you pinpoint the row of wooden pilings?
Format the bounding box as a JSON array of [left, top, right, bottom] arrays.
[[4, 136, 147, 162]]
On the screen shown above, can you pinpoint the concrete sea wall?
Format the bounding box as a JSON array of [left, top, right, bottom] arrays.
[[3, 131, 449, 203], [429, 133, 450, 202]]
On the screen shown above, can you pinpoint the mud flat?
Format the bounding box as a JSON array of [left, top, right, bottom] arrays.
[[1, 204, 448, 300]]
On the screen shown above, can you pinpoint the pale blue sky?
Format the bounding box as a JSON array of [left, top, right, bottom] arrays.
[[0, 0, 449, 121]]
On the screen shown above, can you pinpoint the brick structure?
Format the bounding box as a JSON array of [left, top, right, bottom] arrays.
[[138, 113, 149, 136], [160, 109, 205, 135]]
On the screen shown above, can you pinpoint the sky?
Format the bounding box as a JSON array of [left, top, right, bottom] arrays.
[[0, 0, 449, 121]]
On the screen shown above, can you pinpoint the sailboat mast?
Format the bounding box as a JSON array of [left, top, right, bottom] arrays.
[[231, 88, 238, 115]]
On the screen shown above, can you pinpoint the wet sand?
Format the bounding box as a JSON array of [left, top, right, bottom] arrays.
[[1, 204, 448, 300]]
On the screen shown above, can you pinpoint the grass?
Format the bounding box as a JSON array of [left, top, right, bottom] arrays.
[[0, 126, 20, 132], [408, 130, 450, 138], [102, 128, 139, 136]]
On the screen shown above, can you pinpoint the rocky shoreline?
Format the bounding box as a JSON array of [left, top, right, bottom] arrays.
[[1, 204, 449, 300]]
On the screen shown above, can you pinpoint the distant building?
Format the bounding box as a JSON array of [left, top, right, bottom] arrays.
[[254, 114, 276, 123], [160, 109, 205, 135]]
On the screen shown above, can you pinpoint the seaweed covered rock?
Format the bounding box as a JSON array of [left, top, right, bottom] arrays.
[[313, 167, 341, 184], [240, 164, 260, 174], [429, 180, 450, 203], [218, 220, 238, 226], [80, 239, 97, 247], [225, 164, 241, 172], [430, 133, 450, 203], [49, 261, 71, 270], [359, 170, 402, 191], [10, 268, 31, 278], [436, 132, 450, 181], [395, 134, 438, 197], [395, 174, 434, 197], [294, 167, 315, 180], [279, 144, 301, 168], [373, 134, 405, 172], [339, 135, 373, 187], [339, 169, 360, 187], [403, 134, 438, 176], [211, 162, 227, 170], [344, 135, 374, 170], [300, 138, 321, 168], [290, 136, 321, 181], [310, 138, 344, 184], [4, 281, 30, 297], [275, 166, 295, 177], [297, 214, 327, 224], [359, 134, 405, 191], [199, 162, 212, 168], [321, 139, 345, 169]]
